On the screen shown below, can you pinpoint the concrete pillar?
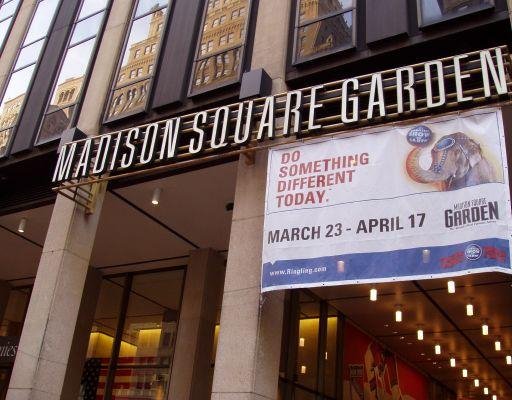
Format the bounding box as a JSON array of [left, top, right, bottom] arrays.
[[168, 249, 226, 400], [210, 1, 290, 399], [6, 189, 106, 400], [210, 150, 285, 400]]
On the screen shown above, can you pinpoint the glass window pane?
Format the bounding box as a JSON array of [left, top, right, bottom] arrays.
[[296, 297, 319, 390], [70, 11, 103, 45], [116, 9, 166, 84], [296, 11, 353, 62], [0, 127, 12, 156], [15, 39, 44, 69], [0, 0, 19, 21], [0, 64, 34, 132], [0, 18, 11, 48], [324, 313, 337, 398], [420, 0, 493, 24], [78, 0, 107, 18], [192, 47, 241, 91], [135, 0, 168, 18], [80, 278, 125, 400], [39, 105, 75, 143], [112, 270, 184, 400], [197, 0, 248, 56], [191, 0, 249, 93], [24, 0, 59, 44], [0, 288, 30, 337], [106, 4, 167, 120], [299, 0, 353, 24], [108, 78, 150, 118]]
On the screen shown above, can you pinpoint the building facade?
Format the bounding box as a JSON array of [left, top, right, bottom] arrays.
[[0, 0, 511, 399]]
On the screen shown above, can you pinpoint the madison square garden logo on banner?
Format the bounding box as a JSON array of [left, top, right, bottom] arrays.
[[261, 108, 512, 292]]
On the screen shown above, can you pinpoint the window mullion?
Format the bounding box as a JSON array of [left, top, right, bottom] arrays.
[[316, 301, 328, 398], [103, 275, 133, 400]]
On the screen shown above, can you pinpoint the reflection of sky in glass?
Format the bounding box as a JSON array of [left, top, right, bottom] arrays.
[[79, 0, 107, 18], [0, 0, 19, 21], [121, 12, 160, 65], [2, 65, 34, 103], [56, 40, 94, 88], [0, 19, 9, 46], [420, 0, 442, 21], [24, 0, 59, 44], [49, 39, 95, 106], [71, 11, 103, 45], [15, 39, 44, 69], [136, 0, 167, 18]]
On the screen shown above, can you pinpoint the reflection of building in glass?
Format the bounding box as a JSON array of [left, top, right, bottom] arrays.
[[436, 0, 485, 13], [192, 0, 248, 90], [37, 75, 85, 141], [297, 0, 353, 61], [107, 8, 164, 118], [0, 94, 23, 132]]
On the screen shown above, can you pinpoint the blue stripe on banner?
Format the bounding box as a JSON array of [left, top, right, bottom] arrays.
[[262, 238, 511, 290]]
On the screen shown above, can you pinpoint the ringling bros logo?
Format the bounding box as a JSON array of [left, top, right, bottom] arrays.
[[52, 47, 510, 183]]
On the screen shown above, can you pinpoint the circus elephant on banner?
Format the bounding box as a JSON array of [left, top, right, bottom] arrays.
[[406, 132, 497, 191]]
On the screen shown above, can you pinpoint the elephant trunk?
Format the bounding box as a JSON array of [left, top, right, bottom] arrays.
[[406, 147, 451, 183]]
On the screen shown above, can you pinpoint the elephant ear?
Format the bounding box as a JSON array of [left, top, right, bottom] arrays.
[[455, 132, 482, 167], [466, 140, 482, 167]]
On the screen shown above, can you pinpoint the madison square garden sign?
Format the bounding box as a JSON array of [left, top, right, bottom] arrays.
[[51, 46, 512, 292]]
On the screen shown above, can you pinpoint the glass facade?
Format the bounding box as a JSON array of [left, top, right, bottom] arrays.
[[294, 0, 355, 63], [105, 0, 170, 120], [0, 287, 31, 400], [0, 0, 60, 157], [37, 0, 109, 144], [0, 0, 21, 52], [80, 269, 185, 400], [419, 0, 494, 25], [190, 0, 250, 94]]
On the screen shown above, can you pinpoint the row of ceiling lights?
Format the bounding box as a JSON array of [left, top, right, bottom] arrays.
[[370, 280, 504, 399]]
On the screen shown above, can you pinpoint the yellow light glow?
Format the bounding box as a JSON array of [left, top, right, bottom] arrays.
[[417, 329, 424, 341], [447, 280, 456, 293], [435, 344, 441, 355], [462, 368, 468, 378], [370, 288, 377, 301]]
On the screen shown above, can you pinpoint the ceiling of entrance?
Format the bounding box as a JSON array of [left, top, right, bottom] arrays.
[[0, 204, 52, 283], [90, 161, 238, 272], [311, 273, 512, 399], [0, 161, 238, 281]]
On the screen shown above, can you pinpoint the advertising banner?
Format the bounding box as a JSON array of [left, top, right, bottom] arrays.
[[261, 108, 512, 292], [343, 322, 429, 400]]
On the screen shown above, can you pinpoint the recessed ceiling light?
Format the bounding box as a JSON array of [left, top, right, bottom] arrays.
[[151, 188, 162, 205], [17, 217, 26, 233], [370, 288, 377, 301]]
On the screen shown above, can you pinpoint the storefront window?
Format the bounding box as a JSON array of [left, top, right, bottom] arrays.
[[418, 0, 494, 26], [189, 0, 251, 95], [0, 287, 31, 400], [294, 0, 355, 64], [0, 0, 60, 157], [105, 0, 170, 121], [80, 268, 185, 400], [0, 0, 21, 53], [36, 0, 109, 144]]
